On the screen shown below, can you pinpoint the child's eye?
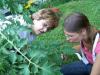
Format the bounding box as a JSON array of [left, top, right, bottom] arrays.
[[43, 24, 48, 27]]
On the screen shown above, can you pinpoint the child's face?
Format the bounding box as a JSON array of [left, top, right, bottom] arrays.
[[64, 30, 82, 42], [32, 19, 50, 35]]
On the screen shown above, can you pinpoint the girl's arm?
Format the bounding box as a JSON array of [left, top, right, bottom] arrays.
[[90, 54, 100, 75]]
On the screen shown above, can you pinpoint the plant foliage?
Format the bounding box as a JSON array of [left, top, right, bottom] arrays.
[[0, 1, 64, 75]]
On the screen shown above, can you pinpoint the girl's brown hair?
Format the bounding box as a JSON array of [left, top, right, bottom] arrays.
[[64, 12, 90, 32]]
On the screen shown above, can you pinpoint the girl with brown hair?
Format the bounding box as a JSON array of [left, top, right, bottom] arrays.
[[60, 12, 100, 75]]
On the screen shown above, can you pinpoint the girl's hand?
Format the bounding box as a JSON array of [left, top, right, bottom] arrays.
[[61, 53, 68, 61], [90, 54, 100, 75]]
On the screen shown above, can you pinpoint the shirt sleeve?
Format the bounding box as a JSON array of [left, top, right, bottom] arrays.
[[95, 42, 100, 54], [18, 31, 36, 43]]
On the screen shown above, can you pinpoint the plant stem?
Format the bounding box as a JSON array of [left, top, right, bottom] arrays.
[[0, 31, 45, 70]]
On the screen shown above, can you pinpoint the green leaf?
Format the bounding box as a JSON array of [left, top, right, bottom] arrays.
[[40, 62, 53, 75], [31, 65, 38, 74], [27, 50, 46, 60], [23, 12, 33, 24], [0, 13, 5, 20], [8, 52, 17, 64], [17, 55, 23, 62], [30, 6, 37, 12], [8, 69, 17, 75], [19, 64, 30, 75], [16, 39, 27, 48], [0, 0, 5, 8], [0, 47, 10, 55], [17, 4, 23, 13], [0, 54, 10, 74]]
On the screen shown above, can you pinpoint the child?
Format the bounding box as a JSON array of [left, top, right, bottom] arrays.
[[0, 8, 60, 42], [60, 12, 100, 75], [19, 8, 60, 42], [30, 8, 60, 35]]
